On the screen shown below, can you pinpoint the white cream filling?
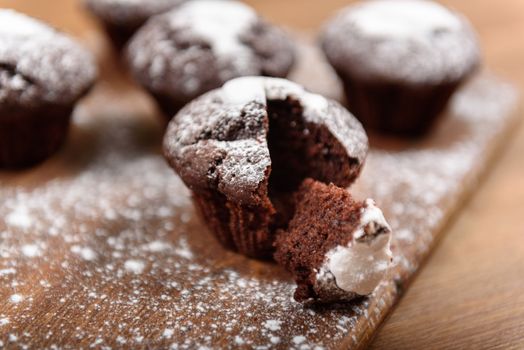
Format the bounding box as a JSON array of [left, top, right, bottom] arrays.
[[316, 199, 392, 296]]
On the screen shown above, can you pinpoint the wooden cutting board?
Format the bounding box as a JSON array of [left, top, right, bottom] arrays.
[[0, 33, 519, 349]]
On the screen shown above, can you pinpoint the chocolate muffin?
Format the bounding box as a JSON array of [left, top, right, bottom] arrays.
[[127, 0, 296, 120], [163, 77, 368, 258], [85, 0, 187, 50], [274, 179, 392, 303], [0, 10, 97, 169], [321, 0, 481, 136]]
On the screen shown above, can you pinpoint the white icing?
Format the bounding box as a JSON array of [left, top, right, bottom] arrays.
[[316, 199, 392, 296], [169, 0, 257, 74], [350, 0, 461, 40]]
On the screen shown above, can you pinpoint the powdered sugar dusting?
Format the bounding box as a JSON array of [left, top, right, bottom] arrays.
[[124, 259, 145, 274], [322, 0, 480, 83], [71, 246, 98, 261], [5, 206, 32, 229], [263, 319, 282, 331], [9, 294, 23, 304], [126, 0, 294, 101], [169, 0, 257, 75], [0, 9, 50, 36], [0, 41, 517, 349], [0, 10, 96, 105], [21, 244, 41, 258], [350, 0, 461, 39]]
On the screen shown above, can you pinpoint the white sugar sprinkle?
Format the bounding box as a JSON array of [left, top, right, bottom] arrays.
[[21, 244, 41, 258], [270, 336, 281, 344], [124, 259, 145, 274], [168, 0, 257, 75], [142, 240, 171, 252], [293, 335, 306, 345], [173, 238, 193, 260], [71, 246, 97, 261], [322, 0, 479, 83], [264, 319, 282, 331], [162, 328, 174, 338], [0, 268, 16, 276], [10, 294, 23, 304], [5, 206, 32, 229]]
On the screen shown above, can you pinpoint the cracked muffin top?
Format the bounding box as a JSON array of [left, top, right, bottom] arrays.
[[163, 77, 368, 205]]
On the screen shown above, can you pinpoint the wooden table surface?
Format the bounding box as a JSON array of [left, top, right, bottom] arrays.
[[1, 0, 523, 349]]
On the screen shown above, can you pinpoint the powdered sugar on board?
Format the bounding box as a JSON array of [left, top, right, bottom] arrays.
[[0, 40, 518, 348]]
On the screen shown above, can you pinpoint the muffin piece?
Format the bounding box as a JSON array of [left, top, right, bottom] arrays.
[[0, 10, 97, 169], [85, 0, 187, 50], [127, 0, 296, 120], [163, 77, 368, 258], [274, 179, 392, 303], [321, 0, 481, 136]]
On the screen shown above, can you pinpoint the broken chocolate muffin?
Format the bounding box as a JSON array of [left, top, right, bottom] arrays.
[[163, 77, 368, 258], [274, 179, 392, 303], [127, 0, 296, 120]]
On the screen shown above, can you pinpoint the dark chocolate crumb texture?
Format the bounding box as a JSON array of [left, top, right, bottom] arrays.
[[0, 10, 97, 168], [127, 0, 295, 119], [274, 179, 392, 303], [163, 77, 369, 259]]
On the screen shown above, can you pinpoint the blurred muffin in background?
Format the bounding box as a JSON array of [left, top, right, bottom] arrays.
[[126, 0, 296, 120], [85, 0, 187, 50], [0, 10, 97, 169], [321, 0, 481, 137]]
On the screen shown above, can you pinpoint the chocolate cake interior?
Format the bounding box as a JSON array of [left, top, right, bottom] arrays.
[[265, 97, 356, 230], [273, 179, 364, 301]]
